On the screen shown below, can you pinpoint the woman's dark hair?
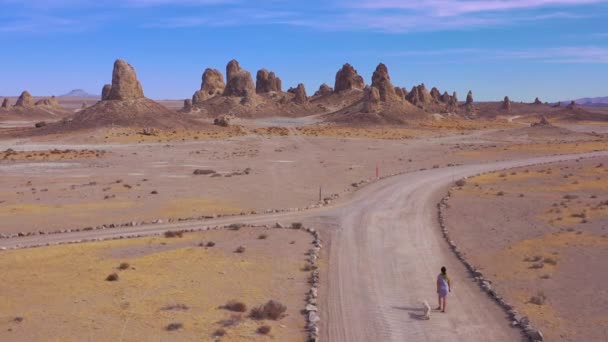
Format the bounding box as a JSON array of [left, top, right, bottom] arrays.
[[441, 266, 447, 274]]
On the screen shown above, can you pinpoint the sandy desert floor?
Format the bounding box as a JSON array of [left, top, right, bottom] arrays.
[[445, 157, 608, 341], [1, 117, 608, 341], [0, 227, 314, 341]]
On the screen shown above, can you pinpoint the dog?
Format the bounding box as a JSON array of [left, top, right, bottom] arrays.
[[422, 300, 431, 320]]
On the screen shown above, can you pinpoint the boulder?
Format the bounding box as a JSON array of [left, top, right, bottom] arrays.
[[1, 98, 9, 108], [502, 96, 511, 111], [334, 63, 365, 92], [362, 86, 380, 113], [106, 59, 145, 101], [371, 63, 399, 101], [256, 69, 282, 93], [292, 83, 308, 104], [223, 60, 255, 97], [101, 84, 112, 101], [531, 115, 551, 127], [466, 90, 474, 106], [15, 91, 34, 107], [314, 83, 334, 97], [192, 68, 225, 104], [35, 96, 60, 107]]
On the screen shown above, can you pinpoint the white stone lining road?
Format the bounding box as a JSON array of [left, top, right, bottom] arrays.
[[3, 151, 608, 341]]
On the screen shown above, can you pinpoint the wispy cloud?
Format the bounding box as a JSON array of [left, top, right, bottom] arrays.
[[373, 46, 608, 63]]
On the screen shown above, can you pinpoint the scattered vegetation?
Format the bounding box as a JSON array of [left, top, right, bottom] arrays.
[[529, 291, 547, 306], [543, 257, 558, 265], [165, 322, 183, 331], [257, 325, 272, 335], [162, 303, 189, 311], [106, 273, 119, 281], [206, 241, 216, 247], [235, 245, 246, 253], [250, 300, 287, 320], [213, 329, 227, 337], [164, 230, 184, 238], [222, 300, 247, 313], [229, 223, 243, 231], [291, 222, 303, 229], [258, 233, 268, 240], [455, 179, 466, 187], [118, 262, 130, 270], [218, 314, 242, 328], [13, 317, 24, 323]]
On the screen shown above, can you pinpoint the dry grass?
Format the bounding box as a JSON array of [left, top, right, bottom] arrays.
[[250, 300, 287, 320]]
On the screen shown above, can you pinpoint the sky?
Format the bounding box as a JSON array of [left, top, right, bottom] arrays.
[[0, 0, 607, 102]]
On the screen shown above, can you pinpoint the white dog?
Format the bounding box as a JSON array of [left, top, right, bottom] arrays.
[[422, 300, 431, 320]]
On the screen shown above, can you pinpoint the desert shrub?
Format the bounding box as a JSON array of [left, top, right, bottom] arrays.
[[35, 121, 47, 128], [258, 233, 268, 240], [543, 257, 558, 265], [235, 245, 246, 253], [499, 173, 507, 178], [540, 274, 551, 280], [162, 303, 189, 311], [563, 194, 578, 200], [223, 300, 247, 313], [529, 292, 546, 305], [229, 223, 243, 231], [213, 329, 227, 337], [257, 325, 271, 335], [206, 241, 216, 247], [302, 264, 316, 272], [166, 323, 183, 331], [519, 194, 525, 197], [291, 222, 303, 229], [118, 262, 130, 270], [496, 191, 505, 196], [193, 169, 216, 175], [530, 262, 544, 269], [164, 230, 184, 238], [151, 190, 158, 195], [571, 212, 586, 219], [219, 314, 242, 327], [105, 273, 119, 281], [455, 179, 466, 187], [13, 317, 24, 323], [250, 300, 287, 320]]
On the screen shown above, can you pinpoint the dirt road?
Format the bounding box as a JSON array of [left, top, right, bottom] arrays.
[[3, 151, 608, 341]]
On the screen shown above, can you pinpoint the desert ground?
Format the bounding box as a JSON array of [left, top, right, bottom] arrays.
[[2, 59, 608, 341], [444, 157, 608, 341], [1, 109, 608, 341]]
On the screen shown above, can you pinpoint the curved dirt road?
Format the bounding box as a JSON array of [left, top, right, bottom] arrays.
[[3, 151, 608, 341]]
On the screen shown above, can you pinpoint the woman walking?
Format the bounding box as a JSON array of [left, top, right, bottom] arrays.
[[436, 266, 451, 313]]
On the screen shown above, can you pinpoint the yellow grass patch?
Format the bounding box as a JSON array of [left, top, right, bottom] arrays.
[[0, 201, 135, 218], [0, 231, 309, 341], [103, 127, 246, 143], [459, 140, 608, 157], [296, 126, 421, 140], [0, 149, 107, 161], [157, 197, 243, 218]]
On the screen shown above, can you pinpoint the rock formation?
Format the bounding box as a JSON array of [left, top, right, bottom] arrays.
[[334, 63, 365, 92], [371, 63, 399, 102], [395, 87, 407, 101], [452, 92, 458, 105], [532, 115, 551, 127], [15, 91, 34, 107], [363, 86, 380, 113], [1, 98, 9, 108], [192, 68, 225, 104], [101, 84, 112, 101], [223, 60, 255, 97], [256, 69, 282, 93], [466, 91, 474, 106], [406, 84, 432, 106], [35, 96, 60, 107], [430, 87, 441, 102], [534, 97, 542, 105], [183, 99, 192, 111], [502, 96, 511, 111], [292, 83, 308, 104], [106, 59, 144, 101], [566, 100, 576, 109], [314, 83, 334, 97], [440, 91, 451, 104]]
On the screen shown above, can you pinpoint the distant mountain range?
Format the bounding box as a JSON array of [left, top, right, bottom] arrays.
[[557, 96, 608, 107], [60, 89, 99, 98]]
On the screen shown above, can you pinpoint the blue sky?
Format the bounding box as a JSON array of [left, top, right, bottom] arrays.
[[0, 0, 607, 102]]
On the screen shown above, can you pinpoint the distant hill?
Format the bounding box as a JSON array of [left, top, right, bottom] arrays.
[[60, 89, 99, 98], [557, 96, 608, 107]]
